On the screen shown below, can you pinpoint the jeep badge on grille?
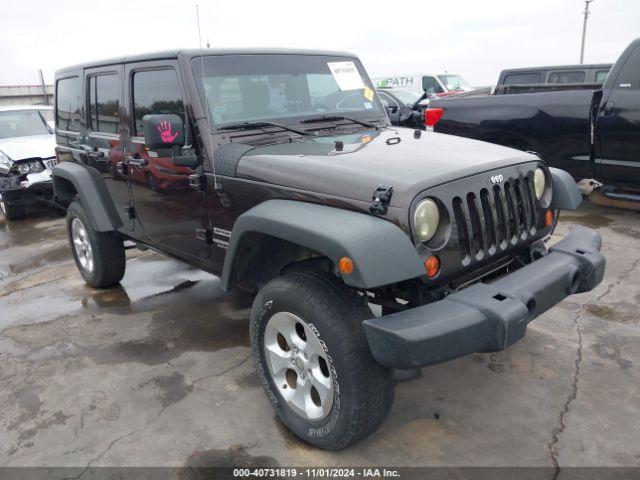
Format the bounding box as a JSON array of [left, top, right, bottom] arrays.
[[491, 174, 504, 184]]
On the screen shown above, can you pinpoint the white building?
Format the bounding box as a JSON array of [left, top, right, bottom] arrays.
[[0, 84, 53, 106]]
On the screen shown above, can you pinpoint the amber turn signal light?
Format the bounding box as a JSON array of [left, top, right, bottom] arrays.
[[338, 257, 354, 275], [545, 209, 554, 227], [424, 255, 440, 278]]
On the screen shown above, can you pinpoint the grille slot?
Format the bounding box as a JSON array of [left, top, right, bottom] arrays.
[[452, 172, 537, 264], [452, 197, 471, 260]]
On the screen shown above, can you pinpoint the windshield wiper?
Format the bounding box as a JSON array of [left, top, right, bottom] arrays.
[[300, 115, 378, 129], [217, 121, 310, 136]]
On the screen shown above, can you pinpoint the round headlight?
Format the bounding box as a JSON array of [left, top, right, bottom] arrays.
[[414, 198, 440, 242], [28, 161, 44, 173], [534, 168, 546, 200], [17, 163, 30, 174]]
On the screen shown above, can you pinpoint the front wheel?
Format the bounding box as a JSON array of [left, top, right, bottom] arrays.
[[67, 199, 126, 288], [250, 271, 394, 450]]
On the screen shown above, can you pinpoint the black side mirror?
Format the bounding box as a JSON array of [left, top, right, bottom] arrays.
[[142, 114, 185, 149]]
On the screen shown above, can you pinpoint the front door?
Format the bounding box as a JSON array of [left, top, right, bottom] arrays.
[[124, 61, 211, 259], [595, 44, 640, 187]]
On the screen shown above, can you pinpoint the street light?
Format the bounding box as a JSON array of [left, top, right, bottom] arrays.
[[580, 0, 595, 64]]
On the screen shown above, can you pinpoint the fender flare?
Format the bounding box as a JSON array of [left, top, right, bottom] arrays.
[[52, 162, 122, 232], [550, 167, 582, 211], [221, 199, 425, 291]]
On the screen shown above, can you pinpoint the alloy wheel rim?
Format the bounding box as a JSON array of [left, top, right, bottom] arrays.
[[71, 217, 94, 273], [264, 311, 334, 421]]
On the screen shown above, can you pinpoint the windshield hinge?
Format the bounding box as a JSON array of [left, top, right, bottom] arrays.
[[370, 186, 394, 215]]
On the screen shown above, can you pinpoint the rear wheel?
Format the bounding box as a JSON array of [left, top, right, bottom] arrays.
[[250, 271, 394, 450], [0, 194, 26, 220], [67, 199, 126, 288]]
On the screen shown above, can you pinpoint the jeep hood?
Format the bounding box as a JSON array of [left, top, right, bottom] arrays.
[[0, 134, 55, 161], [236, 128, 538, 208]]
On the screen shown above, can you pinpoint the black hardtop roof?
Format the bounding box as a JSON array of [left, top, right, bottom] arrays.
[[55, 48, 358, 75], [500, 63, 613, 75]]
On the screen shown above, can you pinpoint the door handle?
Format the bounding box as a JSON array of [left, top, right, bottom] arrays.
[[603, 101, 616, 116], [124, 156, 147, 167]]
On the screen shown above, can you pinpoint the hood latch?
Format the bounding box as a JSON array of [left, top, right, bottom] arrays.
[[370, 186, 394, 215]]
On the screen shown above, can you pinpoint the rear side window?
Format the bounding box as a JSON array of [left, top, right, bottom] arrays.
[[595, 70, 609, 84], [132, 69, 184, 136], [422, 76, 443, 94], [503, 73, 541, 85], [56, 77, 82, 131], [613, 45, 640, 89], [88, 74, 120, 134], [548, 71, 585, 84]]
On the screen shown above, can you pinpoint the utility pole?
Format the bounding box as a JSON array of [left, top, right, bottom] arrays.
[[580, 0, 594, 64], [38, 69, 48, 105]]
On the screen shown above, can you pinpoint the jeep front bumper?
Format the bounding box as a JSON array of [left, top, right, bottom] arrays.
[[363, 226, 605, 369]]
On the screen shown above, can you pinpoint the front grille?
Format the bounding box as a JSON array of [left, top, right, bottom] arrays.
[[452, 175, 538, 264], [42, 157, 58, 170]]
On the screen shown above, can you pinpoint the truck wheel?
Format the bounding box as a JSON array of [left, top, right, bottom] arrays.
[[250, 271, 394, 450], [66, 200, 125, 288], [0, 195, 26, 220]]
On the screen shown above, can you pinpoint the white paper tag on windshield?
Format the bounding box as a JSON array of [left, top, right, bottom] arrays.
[[327, 61, 365, 91]]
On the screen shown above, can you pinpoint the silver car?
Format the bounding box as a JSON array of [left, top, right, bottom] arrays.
[[0, 105, 56, 219]]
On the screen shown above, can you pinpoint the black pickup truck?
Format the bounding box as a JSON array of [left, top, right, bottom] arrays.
[[428, 39, 640, 199]]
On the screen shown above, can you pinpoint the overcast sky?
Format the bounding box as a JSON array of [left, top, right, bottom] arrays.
[[2, 0, 638, 87]]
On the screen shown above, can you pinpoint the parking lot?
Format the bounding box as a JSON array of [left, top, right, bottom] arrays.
[[0, 200, 638, 469]]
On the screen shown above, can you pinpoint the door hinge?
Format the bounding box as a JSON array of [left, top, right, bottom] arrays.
[[124, 206, 135, 219], [189, 174, 206, 192], [116, 162, 128, 176], [196, 228, 213, 243], [369, 186, 394, 214]]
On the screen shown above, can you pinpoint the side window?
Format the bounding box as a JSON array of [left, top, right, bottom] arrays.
[[56, 77, 82, 131], [548, 71, 585, 84], [88, 74, 120, 134], [132, 69, 185, 136], [379, 92, 399, 108], [503, 73, 541, 85], [422, 76, 443, 94], [613, 45, 640, 89], [595, 70, 609, 84]]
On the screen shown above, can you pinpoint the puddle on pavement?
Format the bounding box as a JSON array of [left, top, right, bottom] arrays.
[[182, 445, 279, 471], [0, 210, 67, 249], [4, 274, 253, 365], [142, 372, 194, 408], [585, 302, 639, 324]]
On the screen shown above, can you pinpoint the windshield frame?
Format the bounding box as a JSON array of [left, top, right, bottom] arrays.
[[0, 109, 53, 140], [191, 54, 387, 133]]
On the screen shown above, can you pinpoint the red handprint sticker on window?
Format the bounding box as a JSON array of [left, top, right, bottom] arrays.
[[157, 121, 179, 143]]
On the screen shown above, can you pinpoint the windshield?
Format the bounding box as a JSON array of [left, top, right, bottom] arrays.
[[192, 55, 384, 128], [437, 74, 472, 91], [0, 110, 51, 139], [387, 89, 421, 104]]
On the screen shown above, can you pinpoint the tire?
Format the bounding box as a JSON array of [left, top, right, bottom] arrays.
[[250, 271, 394, 450], [66, 199, 126, 288], [0, 195, 26, 220], [146, 173, 158, 192]]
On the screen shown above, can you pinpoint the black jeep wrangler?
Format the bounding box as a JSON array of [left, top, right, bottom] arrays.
[[52, 49, 605, 450]]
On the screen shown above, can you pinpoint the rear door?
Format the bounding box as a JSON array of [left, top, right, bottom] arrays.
[[124, 60, 211, 259], [595, 44, 640, 187], [82, 65, 134, 231]]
